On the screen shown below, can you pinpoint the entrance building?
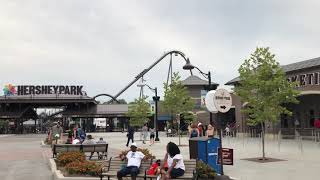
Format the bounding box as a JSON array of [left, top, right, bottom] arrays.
[[0, 85, 129, 134]]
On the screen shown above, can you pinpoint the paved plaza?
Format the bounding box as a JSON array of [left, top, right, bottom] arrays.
[[0, 134, 52, 180], [0, 133, 319, 180]]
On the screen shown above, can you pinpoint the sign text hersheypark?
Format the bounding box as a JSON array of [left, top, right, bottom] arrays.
[[5, 85, 84, 96]]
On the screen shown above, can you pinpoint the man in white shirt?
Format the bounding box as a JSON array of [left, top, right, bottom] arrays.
[[117, 143, 146, 180]]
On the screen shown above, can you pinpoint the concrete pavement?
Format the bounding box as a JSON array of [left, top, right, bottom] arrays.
[[0, 134, 52, 180], [0, 132, 319, 180]]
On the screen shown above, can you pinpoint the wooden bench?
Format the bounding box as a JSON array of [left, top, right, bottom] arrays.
[[145, 159, 197, 180], [100, 157, 152, 180], [52, 144, 108, 159]]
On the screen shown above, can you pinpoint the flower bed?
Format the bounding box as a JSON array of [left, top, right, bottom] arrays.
[[56, 152, 101, 177], [65, 160, 101, 176], [57, 152, 86, 166]]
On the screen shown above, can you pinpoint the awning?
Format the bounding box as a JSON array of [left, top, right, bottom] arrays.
[[158, 115, 172, 121]]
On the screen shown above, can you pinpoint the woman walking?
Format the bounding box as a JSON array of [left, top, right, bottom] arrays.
[[149, 127, 155, 146], [142, 124, 148, 144]]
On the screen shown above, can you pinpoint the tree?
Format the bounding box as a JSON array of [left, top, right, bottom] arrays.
[[126, 96, 150, 127], [163, 72, 194, 117], [181, 112, 196, 124], [163, 72, 195, 145], [117, 99, 127, 104], [234, 47, 299, 160]]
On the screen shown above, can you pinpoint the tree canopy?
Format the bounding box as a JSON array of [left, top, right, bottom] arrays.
[[163, 72, 194, 118], [126, 96, 150, 127], [235, 47, 299, 126], [234, 47, 299, 159]]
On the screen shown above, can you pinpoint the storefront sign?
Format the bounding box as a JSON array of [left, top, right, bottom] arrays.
[[3, 84, 84, 96], [217, 148, 234, 165], [287, 72, 320, 87]]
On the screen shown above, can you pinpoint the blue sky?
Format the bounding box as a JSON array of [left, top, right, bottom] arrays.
[[1, 0, 320, 102]]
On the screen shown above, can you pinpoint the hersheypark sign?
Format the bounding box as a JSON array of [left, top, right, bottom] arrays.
[[3, 84, 84, 96]]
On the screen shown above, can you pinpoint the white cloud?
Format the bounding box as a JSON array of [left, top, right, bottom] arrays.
[[0, 0, 320, 101]]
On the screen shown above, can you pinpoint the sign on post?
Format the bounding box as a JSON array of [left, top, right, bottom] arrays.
[[217, 148, 234, 165], [205, 90, 218, 113], [214, 89, 232, 113]]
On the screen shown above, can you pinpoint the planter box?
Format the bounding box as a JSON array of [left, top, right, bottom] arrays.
[[49, 159, 99, 180]]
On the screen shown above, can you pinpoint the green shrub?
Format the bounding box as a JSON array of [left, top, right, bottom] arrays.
[[196, 160, 216, 178]]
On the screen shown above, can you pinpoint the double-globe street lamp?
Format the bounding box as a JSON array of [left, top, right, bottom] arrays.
[[144, 84, 160, 141]]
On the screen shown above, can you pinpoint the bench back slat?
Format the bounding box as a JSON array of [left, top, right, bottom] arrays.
[[68, 145, 82, 152], [82, 145, 95, 152], [53, 144, 108, 157], [94, 144, 108, 152], [106, 158, 152, 172]]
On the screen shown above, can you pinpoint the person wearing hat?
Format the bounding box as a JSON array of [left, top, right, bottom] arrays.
[[117, 142, 146, 180]]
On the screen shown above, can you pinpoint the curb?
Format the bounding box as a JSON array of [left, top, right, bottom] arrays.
[[41, 141, 51, 148], [0, 135, 11, 138], [48, 158, 102, 180]]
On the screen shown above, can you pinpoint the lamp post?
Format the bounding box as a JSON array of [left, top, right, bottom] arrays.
[[145, 84, 160, 141], [183, 64, 213, 124], [182, 64, 224, 175]]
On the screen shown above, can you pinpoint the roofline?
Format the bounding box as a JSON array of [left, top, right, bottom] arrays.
[[225, 57, 320, 86]]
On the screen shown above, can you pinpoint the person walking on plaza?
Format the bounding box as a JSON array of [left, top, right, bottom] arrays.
[[206, 124, 215, 138], [126, 126, 135, 147], [142, 124, 148, 144], [160, 142, 185, 180], [117, 142, 146, 180], [225, 123, 231, 137], [50, 121, 63, 144], [149, 127, 155, 146]]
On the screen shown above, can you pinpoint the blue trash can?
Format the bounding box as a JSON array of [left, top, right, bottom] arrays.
[[189, 137, 222, 174]]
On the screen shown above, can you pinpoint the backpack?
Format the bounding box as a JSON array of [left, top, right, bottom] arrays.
[[190, 129, 198, 138], [80, 131, 86, 140]]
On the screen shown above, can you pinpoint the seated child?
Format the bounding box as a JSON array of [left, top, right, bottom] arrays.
[[147, 159, 161, 175]]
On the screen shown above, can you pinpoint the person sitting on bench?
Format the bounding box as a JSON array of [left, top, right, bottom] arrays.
[[161, 142, 185, 180], [117, 143, 146, 180], [96, 137, 107, 159], [82, 135, 95, 159]]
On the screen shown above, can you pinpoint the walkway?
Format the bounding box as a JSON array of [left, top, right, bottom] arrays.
[[0, 134, 52, 180]]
